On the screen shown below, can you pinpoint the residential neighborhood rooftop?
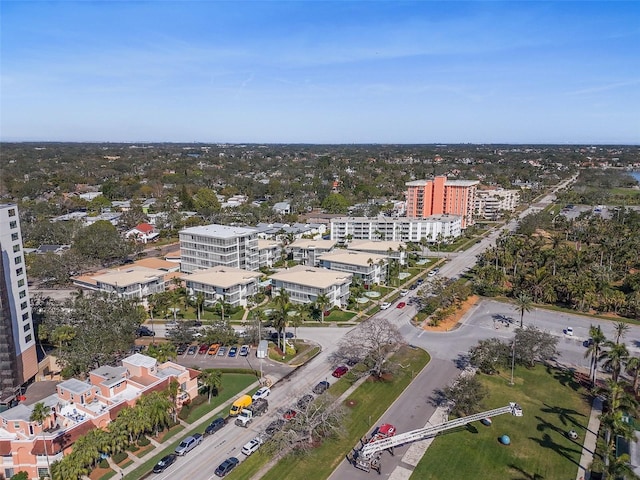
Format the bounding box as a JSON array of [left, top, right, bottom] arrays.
[[180, 224, 257, 238], [318, 250, 387, 266], [269, 265, 352, 289], [183, 266, 262, 288]]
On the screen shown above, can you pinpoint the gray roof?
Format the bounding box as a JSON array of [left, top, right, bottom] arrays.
[[91, 366, 127, 387], [123, 353, 157, 369], [58, 378, 92, 395], [180, 223, 257, 239]]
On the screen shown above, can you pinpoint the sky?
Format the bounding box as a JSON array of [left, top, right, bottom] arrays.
[[1, 1, 639, 144]]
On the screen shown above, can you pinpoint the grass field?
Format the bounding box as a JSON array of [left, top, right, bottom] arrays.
[[410, 364, 592, 480], [228, 346, 430, 480]]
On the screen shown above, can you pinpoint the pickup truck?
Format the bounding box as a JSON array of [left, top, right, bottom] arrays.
[[235, 399, 269, 427], [174, 433, 203, 456]]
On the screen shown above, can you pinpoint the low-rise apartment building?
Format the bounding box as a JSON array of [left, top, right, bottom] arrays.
[[318, 250, 388, 286], [346, 240, 407, 266], [475, 188, 520, 219], [257, 239, 281, 269], [182, 266, 262, 308], [0, 354, 198, 479], [269, 265, 352, 307], [289, 238, 336, 266]]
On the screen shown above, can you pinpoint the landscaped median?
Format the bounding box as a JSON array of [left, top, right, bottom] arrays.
[[227, 345, 430, 480], [120, 372, 258, 480]]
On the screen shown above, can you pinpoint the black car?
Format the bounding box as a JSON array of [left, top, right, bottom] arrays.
[[312, 381, 330, 394], [416, 278, 424, 285], [136, 326, 155, 337], [205, 417, 226, 436], [176, 344, 188, 355], [297, 394, 314, 410], [214, 457, 239, 477], [265, 419, 286, 436], [583, 338, 594, 348], [152, 454, 177, 473], [270, 331, 294, 340]]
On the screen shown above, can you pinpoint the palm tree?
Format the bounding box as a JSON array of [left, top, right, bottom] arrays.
[[30, 402, 52, 478], [605, 453, 640, 480], [614, 321, 630, 345], [315, 293, 330, 322], [514, 292, 533, 328], [195, 292, 205, 322], [626, 356, 640, 393], [140, 391, 171, 435], [600, 341, 629, 382], [271, 289, 292, 351], [146, 343, 177, 363], [199, 369, 223, 403], [166, 378, 180, 423], [584, 325, 607, 387]]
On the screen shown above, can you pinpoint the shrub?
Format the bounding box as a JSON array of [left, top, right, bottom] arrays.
[[137, 436, 150, 447], [112, 451, 128, 464], [11, 472, 29, 480], [99, 459, 109, 469]]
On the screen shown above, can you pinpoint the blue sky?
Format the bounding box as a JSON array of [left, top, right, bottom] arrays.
[[1, 1, 638, 144]]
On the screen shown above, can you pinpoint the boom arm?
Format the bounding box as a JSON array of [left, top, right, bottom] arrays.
[[360, 402, 522, 459]]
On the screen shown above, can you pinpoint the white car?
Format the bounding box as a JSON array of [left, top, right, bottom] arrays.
[[252, 387, 270, 401], [380, 302, 391, 310], [428, 270, 437, 277], [241, 437, 262, 456], [400, 289, 409, 296], [566, 327, 574, 336]]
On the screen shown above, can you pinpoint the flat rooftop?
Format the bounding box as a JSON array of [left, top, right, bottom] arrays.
[[180, 223, 257, 239], [290, 239, 336, 249], [318, 250, 387, 267], [183, 266, 262, 288], [93, 266, 163, 287], [270, 265, 351, 289], [347, 240, 406, 252]]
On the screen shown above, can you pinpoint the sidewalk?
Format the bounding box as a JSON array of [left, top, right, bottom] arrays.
[[575, 396, 602, 480]]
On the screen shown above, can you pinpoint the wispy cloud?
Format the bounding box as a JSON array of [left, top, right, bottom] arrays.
[[568, 80, 640, 96]]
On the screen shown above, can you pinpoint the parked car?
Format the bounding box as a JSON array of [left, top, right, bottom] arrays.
[[228, 346, 238, 357], [409, 283, 418, 290], [241, 437, 262, 456], [283, 409, 297, 420], [217, 346, 228, 356], [428, 270, 437, 277], [417, 278, 424, 285], [207, 344, 220, 356], [265, 419, 286, 436], [252, 387, 270, 401], [296, 394, 314, 410], [187, 345, 198, 355], [136, 326, 155, 337], [239, 344, 250, 356], [271, 331, 294, 340], [176, 344, 188, 355], [313, 380, 330, 394], [332, 365, 348, 378], [380, 302, 391, 310], [396, 302, 406, 309], [205, 417, 226, 436], [198, 344, 209, 354], [214, 457, 239, 477], [152, 454, 176, 473], [174, 433, 203, 456], [565, 327, 574, 336], [583, 338, 594, 348], [400, 289, 409, 296]]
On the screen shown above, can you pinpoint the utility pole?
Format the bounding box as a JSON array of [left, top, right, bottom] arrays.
[[510, 337, 516, 386]]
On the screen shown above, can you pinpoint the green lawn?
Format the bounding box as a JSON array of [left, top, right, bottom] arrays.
[[323, 310, 357, 322], [228, 346, 430, 480], [410, 364, 592, 480], [183, 373, 257, 423]]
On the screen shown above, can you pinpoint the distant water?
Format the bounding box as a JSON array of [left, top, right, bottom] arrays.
[[629, 171, 640, 183]]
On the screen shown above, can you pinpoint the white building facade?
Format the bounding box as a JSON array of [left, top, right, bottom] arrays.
[[330, 215, 462, 243], [269, 265, 352, 307], [179, 224, 259, 273], [474, 188, 520, 219]]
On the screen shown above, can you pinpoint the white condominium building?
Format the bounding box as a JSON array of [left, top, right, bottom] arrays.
[[269, 265, 352, 307], [179, 224, 259, 273], [330, 215, 462, 243]]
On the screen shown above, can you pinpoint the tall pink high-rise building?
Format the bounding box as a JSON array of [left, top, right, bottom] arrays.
[[405, 177, 479, 228]]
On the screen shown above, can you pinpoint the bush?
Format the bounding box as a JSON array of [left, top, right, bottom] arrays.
[[137, 436, 150, 447], [99, 458, 109, 468], [178, 404, 192, 420], [11, 472, 29, 480], [112, 451, 128, 464]]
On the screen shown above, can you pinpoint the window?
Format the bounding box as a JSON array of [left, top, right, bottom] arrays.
[[38, 468, 50, 478], [5, 468, 14, 478], [13, 244, 20, 253], [23, 324, 31, 332], [11, 232, 18, 241], [19, 290, 26, 299], [20, 302, 27, 310], [16, 267, 23, 276], [8, 208, 16, 217], [14, 256, 22, 265], [17, 278, 24, 287], [9, 221, 17, 229], [22, 312, 29, 321], [25, 334, 32, 343]]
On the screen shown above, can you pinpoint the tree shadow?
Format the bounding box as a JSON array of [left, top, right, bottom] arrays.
[[534, 415, 586, 451], [508, 463, 545, 480], [428, 388, 447, 408], [540, 403, 585, 427], [528, 433, 581, 466], [551, 367, 582, 391], [454, 352, 470, 370]]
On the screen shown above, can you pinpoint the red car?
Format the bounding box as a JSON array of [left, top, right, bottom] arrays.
[[396, 302, 406, 309], [198, 344, 209, 354], [332, 365, 348, 378], [283, 409, 297, 420]]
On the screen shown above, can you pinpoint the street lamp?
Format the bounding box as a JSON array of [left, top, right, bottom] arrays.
[[510, 337, 516, 386]]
